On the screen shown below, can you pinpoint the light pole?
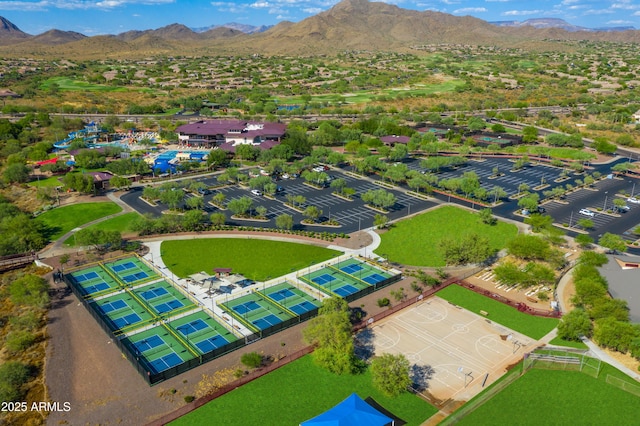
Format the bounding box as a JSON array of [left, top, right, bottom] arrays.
[[603, 191, 608, 212], [631, 181, 636, 198], [569, 211, 573, 228]]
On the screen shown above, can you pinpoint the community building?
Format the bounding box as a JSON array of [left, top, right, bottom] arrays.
[[175, 120, 287, 150]]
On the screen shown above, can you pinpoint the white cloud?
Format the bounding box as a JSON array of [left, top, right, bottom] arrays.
[[502, 9, 543, 16], [303, 7, 322, 14], [0, 0, 175, 11], [583, 8, 614, 15], [250, 1, 271, 8], [454, 7, 487, 13], [612, 1, 640, 10], [607, 19, 633, 24]]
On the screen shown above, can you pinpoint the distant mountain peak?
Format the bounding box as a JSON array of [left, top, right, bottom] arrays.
[[0, 16, 30, 41], [490, 17, 635, 32], [192, 22, 272, 34]]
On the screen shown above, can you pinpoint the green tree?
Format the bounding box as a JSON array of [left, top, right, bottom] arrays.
[[159, 189, 185, 210], [371, 353, 412, 397], [240, 352, 263, 369], [524, 214, 553, 233], [275, 213, 294, 230], [598, 232, 627, 253], [438, 233, 494, 266], [9, 274, 49, 308], [210, 212, 226, 227], [228, 196, 254, 217], [373, 214, 389, 229], [0, 362, 30, 402], [303, 297, 356, 375], [478, 208, 496, 225], [575, 234, 594, 249], [303, 205, 322, 223], [3, 163, 30, 183], [507, 234, 550, 260], [576, 218, 594, 230], [557, 308, 593, 341]]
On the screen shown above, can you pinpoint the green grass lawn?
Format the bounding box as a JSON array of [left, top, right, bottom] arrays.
[[374, 206, 518, 267], [457, 363, 640, 425], [436, 285, 558, 339], [28, 175, 63, 188], [34, 202, 122, 242], [62, 212, 140, 246], [548, 336, 589, 349], [161, 239, 341, 281], [171, 355, 437, 426]]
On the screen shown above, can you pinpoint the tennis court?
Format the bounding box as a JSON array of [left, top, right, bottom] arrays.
[[220, 293, 295, 332], [264, 282, 321, 316], [133, 281, 196, 315], [92, 293, 154, 332], [105, 256, 158, 286], [301, 266, 370, 297], [169, 311, 238, 354], [331, 258, 394, 286], [122, 326, 194, 374], [68, 266, 120, 297]]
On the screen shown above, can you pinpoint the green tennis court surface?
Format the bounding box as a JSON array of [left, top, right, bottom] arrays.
[[122, 327, 194, 374], [134, 281, 196, 315], [68, 266, 120, 297], [264, 282, 321, 316], [169, 311, 238, 354], [105, 256, 158, 285], [92, 293, 154, 332], [301, 258, 395, 297], [221, 293, 295, 331]]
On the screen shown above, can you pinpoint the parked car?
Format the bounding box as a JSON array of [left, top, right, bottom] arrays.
[[250, 189, 262, 196], [197, 188, 209, 195], [312, 166, 325, 173], [536, 206, 546, 213], [627, 197, 640, 204], [281, 173, 290, 179], [276, 186, 285, 193], [616, 205, 631, 212], [579, 208, 595, 217]]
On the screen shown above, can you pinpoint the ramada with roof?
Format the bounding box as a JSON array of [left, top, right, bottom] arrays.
[[175, 120, 287, 152]]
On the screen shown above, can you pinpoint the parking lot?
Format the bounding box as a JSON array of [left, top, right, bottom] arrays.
[[121, 169, 436, 234], [120, 157, 640, 246]]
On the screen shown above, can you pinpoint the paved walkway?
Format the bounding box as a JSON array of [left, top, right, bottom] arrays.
[[39, 191, 134, 259]]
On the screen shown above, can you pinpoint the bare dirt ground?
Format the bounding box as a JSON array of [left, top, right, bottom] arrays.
[[44, 231, 411, 426]]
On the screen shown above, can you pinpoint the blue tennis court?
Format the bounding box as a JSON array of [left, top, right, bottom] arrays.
[[289, 301, 318, 315], [233, 300, 261, 315], [133, 334, 164, 353], [100, 299, 128, 314], [252, 314, 282, 330], [113, 313, 141, 328], [150, 352, 183, 373], [122, 271, 149, 283], [112, 262, 136, 273], [140, 287, 169, 301], [334, 284, 359, 297], [84, 282, 110, 294], [312, 274, 336, 286], [269, 288, 296, 302], [176, 319, 208, 336], [74, 271, 99, 282], [195, 335, 229, 353], [341, 264, 363, 274], [363, 273, 387, 285], [154, 300, 184, 314]]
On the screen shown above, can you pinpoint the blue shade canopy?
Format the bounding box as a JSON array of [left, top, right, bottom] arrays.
[[300, 393, 393, 426]]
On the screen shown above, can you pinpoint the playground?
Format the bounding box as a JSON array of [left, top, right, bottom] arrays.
[[364, 296, 532, 403]]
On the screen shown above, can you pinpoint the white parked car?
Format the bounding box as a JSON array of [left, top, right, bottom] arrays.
[[579, 208, 595, 217], [627, 197, 640, 204], [250, 189, 262, 196], [281, 173, 290, 179]]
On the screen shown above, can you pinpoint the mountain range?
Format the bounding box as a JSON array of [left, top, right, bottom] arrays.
[[1, 0, 639, 58]]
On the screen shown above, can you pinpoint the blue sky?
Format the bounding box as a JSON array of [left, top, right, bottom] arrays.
[[1, 0, 639, 36]]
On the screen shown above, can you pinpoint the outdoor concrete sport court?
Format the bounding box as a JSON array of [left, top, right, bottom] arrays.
[[367, 296, 532, 403]]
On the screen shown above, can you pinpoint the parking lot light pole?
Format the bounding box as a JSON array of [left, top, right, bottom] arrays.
[[631, 181, 636, 198], [603, 192, 608, 212]]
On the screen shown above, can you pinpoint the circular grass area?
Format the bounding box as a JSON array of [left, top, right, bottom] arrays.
[[375, 205, 518, 267], [161, 239, 341, 281]]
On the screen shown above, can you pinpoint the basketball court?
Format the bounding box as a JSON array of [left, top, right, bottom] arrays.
[[365, 296, 532, 403]]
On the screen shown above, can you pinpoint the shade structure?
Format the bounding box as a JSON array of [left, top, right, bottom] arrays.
[[300, 393, 393, 426]]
